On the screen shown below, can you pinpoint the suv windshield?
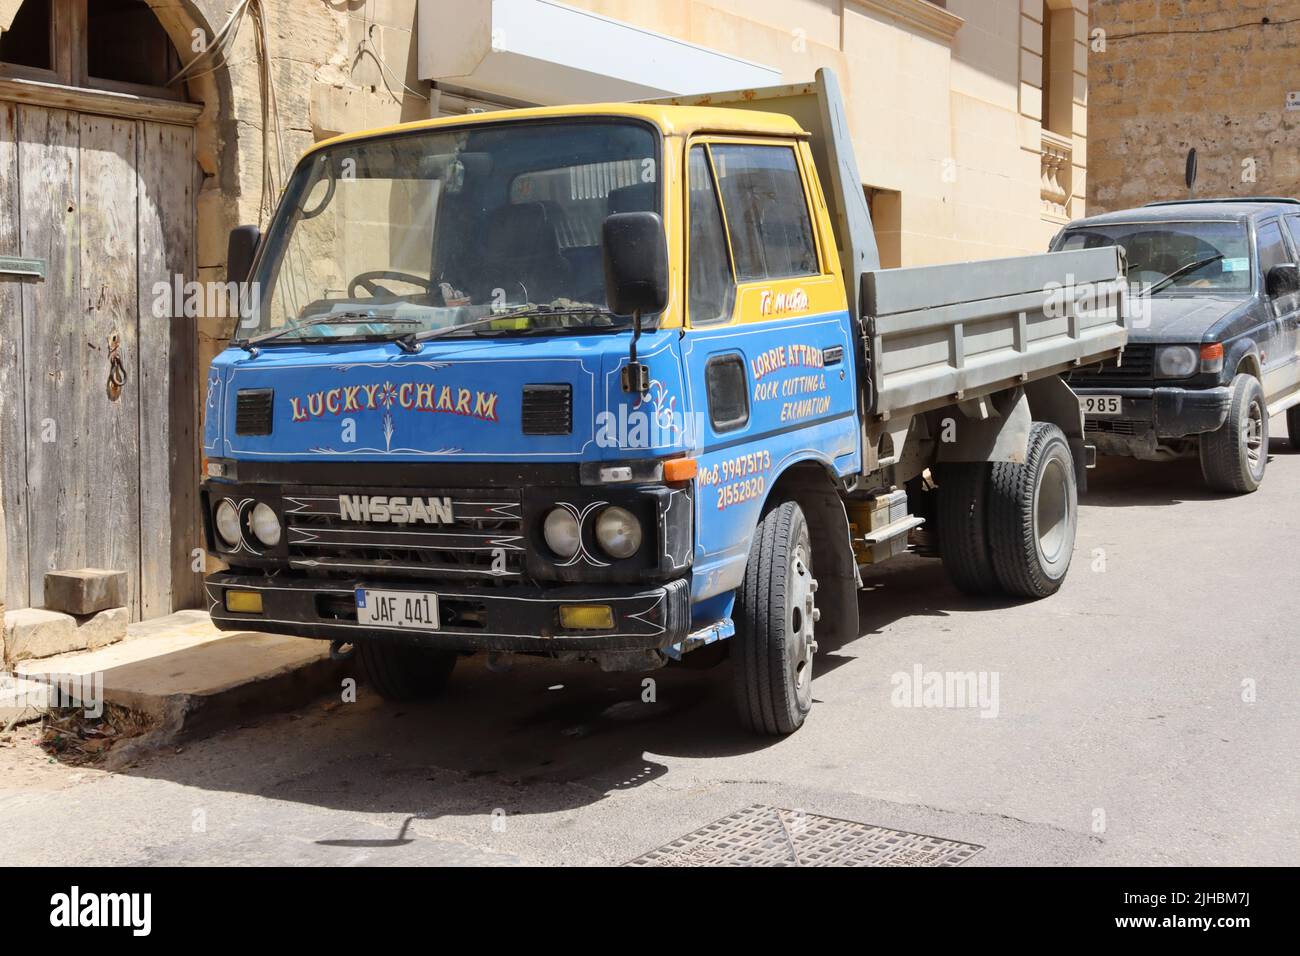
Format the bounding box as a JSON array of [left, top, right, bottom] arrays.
[[1058, 220, 1252, 294], [238, 119, 661, 344]]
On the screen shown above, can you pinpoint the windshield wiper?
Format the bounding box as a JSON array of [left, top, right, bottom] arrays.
[[240, 312, 421, 351], [1140, 254, 1225, 296], [397, 305, 617, 351]]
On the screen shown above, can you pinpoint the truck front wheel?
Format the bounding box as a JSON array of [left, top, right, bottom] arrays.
[[355, 639, 457, 701], [1200, 373, 1267, 493], [733, 500, 818, 736], [987, 422, 1077, 598]]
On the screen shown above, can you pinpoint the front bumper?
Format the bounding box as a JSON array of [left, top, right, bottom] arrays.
[[205, 572, 691, 653], [1076, 385, 1232, 439]]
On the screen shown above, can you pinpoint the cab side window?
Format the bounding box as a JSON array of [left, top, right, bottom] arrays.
[[1257, 221, 1289, 282], [687, 146, 736, 326], [711, 144, 819, 281], [1286, 215, 1300, 252]]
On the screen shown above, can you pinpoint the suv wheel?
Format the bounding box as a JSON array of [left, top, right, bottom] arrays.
[[1200, 373, 1267, 493]]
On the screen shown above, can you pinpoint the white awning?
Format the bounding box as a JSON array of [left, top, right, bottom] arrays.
[[417, 0, 781, 105]]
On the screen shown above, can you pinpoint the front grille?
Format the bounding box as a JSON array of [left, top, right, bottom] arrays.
[[1085, 418, 1141, 436], [521, 384, 572, 435], [282, 487, 525, 582], [1068, 344, 1154, 386], [235, 388, 274, 435]]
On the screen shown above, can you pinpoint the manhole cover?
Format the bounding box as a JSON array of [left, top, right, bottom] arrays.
[[626, 805, 983, 867]]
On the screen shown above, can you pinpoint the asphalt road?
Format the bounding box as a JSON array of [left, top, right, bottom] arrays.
[[3, 417, 1298, 866]]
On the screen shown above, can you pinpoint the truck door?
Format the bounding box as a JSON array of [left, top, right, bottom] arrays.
[[680, 138, 859, 603], [1257, 219, 1300, 400], [1282, 215, 1300, 395]]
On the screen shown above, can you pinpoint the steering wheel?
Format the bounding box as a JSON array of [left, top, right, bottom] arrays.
[[349, 270, 433, 299]]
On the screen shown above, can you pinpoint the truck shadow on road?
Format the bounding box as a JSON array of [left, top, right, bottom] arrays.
[[1081, 453, 1275, 506], [95, 555, 1000, 833]]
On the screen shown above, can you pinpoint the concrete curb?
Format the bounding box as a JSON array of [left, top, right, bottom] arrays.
[[13, 612, 347, 757]]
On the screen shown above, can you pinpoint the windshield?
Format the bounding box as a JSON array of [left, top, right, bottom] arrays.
[[239, 119, 662, 343], [1058, 220, 1252, 294]]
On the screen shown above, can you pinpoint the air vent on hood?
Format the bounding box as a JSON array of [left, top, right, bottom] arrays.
[[235, 388, 274, 436], [521, 384, 572, 435]]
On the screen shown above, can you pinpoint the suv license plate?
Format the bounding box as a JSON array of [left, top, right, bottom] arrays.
[[1081, 394, 1122, 416], [356, 589, 439, 630]]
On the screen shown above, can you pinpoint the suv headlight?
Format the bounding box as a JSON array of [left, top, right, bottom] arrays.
[[249, 502, 282, 547], [1156, 345, 1198, 378], [543, 507, 581, 559], [595, 506, 642, 559], [214, 499, 242, 548]]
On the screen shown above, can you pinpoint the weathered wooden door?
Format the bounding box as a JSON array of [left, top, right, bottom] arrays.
[[0, 101, 199, 619]]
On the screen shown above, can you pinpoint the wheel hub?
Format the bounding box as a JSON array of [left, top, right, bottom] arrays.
[[788, 544, 818, 705]]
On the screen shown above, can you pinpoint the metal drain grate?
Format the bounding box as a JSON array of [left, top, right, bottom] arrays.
[[626, 805, 983, 867]]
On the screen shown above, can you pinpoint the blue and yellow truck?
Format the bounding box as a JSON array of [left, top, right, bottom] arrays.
[[201, 70, 1127, 734]]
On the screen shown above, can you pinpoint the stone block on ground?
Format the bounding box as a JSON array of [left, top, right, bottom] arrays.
[[43, 569, 127, 616], [74, 606, 129, 650], [4, 608, 79, 664], [3, 605, 130, 664]]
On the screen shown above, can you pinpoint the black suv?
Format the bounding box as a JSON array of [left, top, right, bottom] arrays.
[[1050, 198, 1300, 493]]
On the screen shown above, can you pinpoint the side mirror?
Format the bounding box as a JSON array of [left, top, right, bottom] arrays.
[[227, 225, 262, 285], [601, 212, 668, 317], [1266, 263, 1300, 298]]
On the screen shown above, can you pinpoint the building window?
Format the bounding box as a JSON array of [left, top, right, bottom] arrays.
[[0, 0, 187, 100], [0, 0, 53, 71], [87, 0, 183, 90]]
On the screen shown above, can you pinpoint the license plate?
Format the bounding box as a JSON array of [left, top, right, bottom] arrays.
[[355, 589, 439, 630], [1081, 394, 1122, 416]]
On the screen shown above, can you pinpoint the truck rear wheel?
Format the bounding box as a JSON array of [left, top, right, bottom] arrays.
[[935, 462, 1000, 596], [987, 422, 1077, 599], [1200, 373, 1267, 493], [733, 500, 817, 736], [355, 639, 457, 701]]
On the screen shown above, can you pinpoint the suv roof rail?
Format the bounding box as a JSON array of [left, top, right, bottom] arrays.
[[1143, 197, 1300, 207]]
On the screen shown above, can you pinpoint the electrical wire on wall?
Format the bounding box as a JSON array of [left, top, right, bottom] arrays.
[[1106, 14, 1300, 42], [349, 0, 428, 103]]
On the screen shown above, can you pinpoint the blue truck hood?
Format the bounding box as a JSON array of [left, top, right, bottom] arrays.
[[203, 330, 688, 463]]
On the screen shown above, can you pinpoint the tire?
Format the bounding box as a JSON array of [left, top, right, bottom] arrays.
[[1200, 374, 1267, 493], [987, 422, 1078, 599], [355, 639, 457, 701], [935, 462, 1000, 596], [732, 500, 818, 736], [1286, 404, 1300, 452]]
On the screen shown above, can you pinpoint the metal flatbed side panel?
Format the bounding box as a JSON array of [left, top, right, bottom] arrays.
[[862, 246, 1128, 417]]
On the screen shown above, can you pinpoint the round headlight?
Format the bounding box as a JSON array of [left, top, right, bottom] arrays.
[[250, 502, 282, 547], [214, 499, 242, 548], [1156, 345, 1197, 378], [595, 506, 642, 559], [543, 507, 581, 559]]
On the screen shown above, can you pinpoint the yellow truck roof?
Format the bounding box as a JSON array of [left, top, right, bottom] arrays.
[[308, 101, 807, 156]]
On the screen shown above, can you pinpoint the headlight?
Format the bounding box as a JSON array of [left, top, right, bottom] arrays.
[[214, 499, 242, 548], [595, 506, 642, 559], [249, 502, 282, 547], [543, 507, 581, 559], [1156, 345, 1197, 378]]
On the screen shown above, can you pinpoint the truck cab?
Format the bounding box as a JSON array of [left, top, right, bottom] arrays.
[[1051, 198, 1300, 492], [203, 70, 1127, 735]]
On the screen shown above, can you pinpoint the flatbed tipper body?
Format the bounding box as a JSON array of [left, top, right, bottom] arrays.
[[200, 68, 1128, 734]]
